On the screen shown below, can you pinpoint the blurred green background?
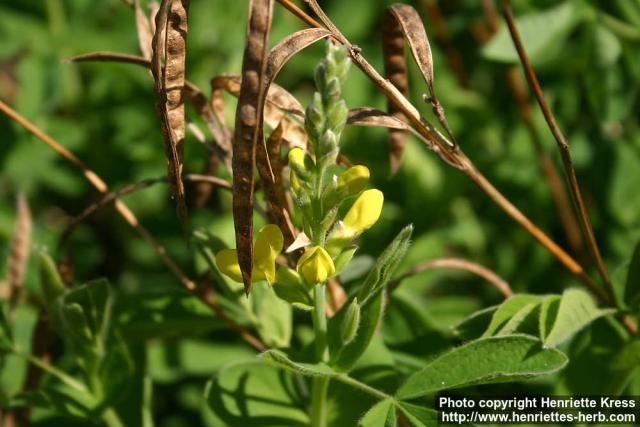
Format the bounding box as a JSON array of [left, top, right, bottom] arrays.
[[1, 0, 640, 425]]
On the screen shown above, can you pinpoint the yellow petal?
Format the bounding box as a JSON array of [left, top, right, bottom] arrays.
[[337, 165, 369, 196], [288, 147, 306, 170], [290, 170, 301, 192], [253, 224, 284, 285], [296, 246, 336, 284], [215, 249, 243, 283], [343, 189, 384, 235]]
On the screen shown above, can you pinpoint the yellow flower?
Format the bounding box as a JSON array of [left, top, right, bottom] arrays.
[[296, 246, 336, 284], [326, 189, 384, 255], [343, 189, 384, 236], [337, 165, 369, 196], [215, 224, 284, 285], [288, 147, 306, 170], [290, 171, 301, 192]]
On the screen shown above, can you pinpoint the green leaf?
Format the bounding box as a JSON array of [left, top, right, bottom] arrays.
[[0, 302, 12, 353], [623, 240, 640, 311], [37, 249, 66, 307], [273, 266, 312, 306], [118, 291, 226, 340], [397, 402, 439, 427], [483, 295, 543, 337], [609, 144, 640, 225], [396, 335, 568, 399], [452, 306, 498, 341], [359, 399, 397, 427], [483, 1, 581, 64], [496, 302, 539, 336], [261, 349, 337, 378], [252, 283, 293, 348], [544, 288, 615, 348], [326, 226, 412, 372], [538, 295, 561, 341], [97, 332, 134, 405], [358, 225, 413, 304], [594, 24, 622, 67], [52, 279, 115, 358], [10, 387, 92, 419], [205, 360, 309, 426]]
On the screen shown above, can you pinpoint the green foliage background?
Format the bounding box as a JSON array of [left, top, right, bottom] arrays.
[[1, 0, 640, 426]]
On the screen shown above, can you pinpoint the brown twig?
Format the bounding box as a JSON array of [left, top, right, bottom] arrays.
[[276, 0, 323, 29], [0, 99, 266, 351], [388, 257, 513, 298], [469, 5, 586, 260], [504, 69, 585, 258], [502, 0, 613, 300], [57, 174, 232, 251]]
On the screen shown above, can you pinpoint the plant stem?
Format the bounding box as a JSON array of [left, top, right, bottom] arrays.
[[335, 374, 393, 401], [14, 350, 88, 393], [310, 377, 330, 427], [310, 284, 329, 427], [102, 407, 126, 427], [388, 257, 513, 298], [312, 285, 328, 362]]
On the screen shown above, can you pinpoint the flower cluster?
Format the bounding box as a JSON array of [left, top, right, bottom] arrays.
[[214, 43, 383, 302]]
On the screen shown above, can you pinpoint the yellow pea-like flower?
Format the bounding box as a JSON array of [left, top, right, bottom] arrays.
[[337, 165, 369, 196], [216, 248, 244, 283], [296, 246, 336, 285], [290, 170, 301, 192], [253, 224, 284, 285], [343, 189, 384, 236], [215, 224, 284, 285], [288, 147, 306, 169]]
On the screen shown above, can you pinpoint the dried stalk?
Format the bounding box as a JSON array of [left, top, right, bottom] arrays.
[[58, 174, 231, 251], [468, 3, 586, 261], [0, 99, 266, 351], [389, 257, 513, 298], [502, 0, 613, 299]]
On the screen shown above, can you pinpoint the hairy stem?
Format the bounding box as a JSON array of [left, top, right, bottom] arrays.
[[310, 284, 329, 427], [310, 377, 330, 427], [335, 374, 393, 401], [313, 285, 328, 362]]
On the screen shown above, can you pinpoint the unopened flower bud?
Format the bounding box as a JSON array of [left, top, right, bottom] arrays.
[[296, 246, 336, 285], [341, 298, 361, 344]]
